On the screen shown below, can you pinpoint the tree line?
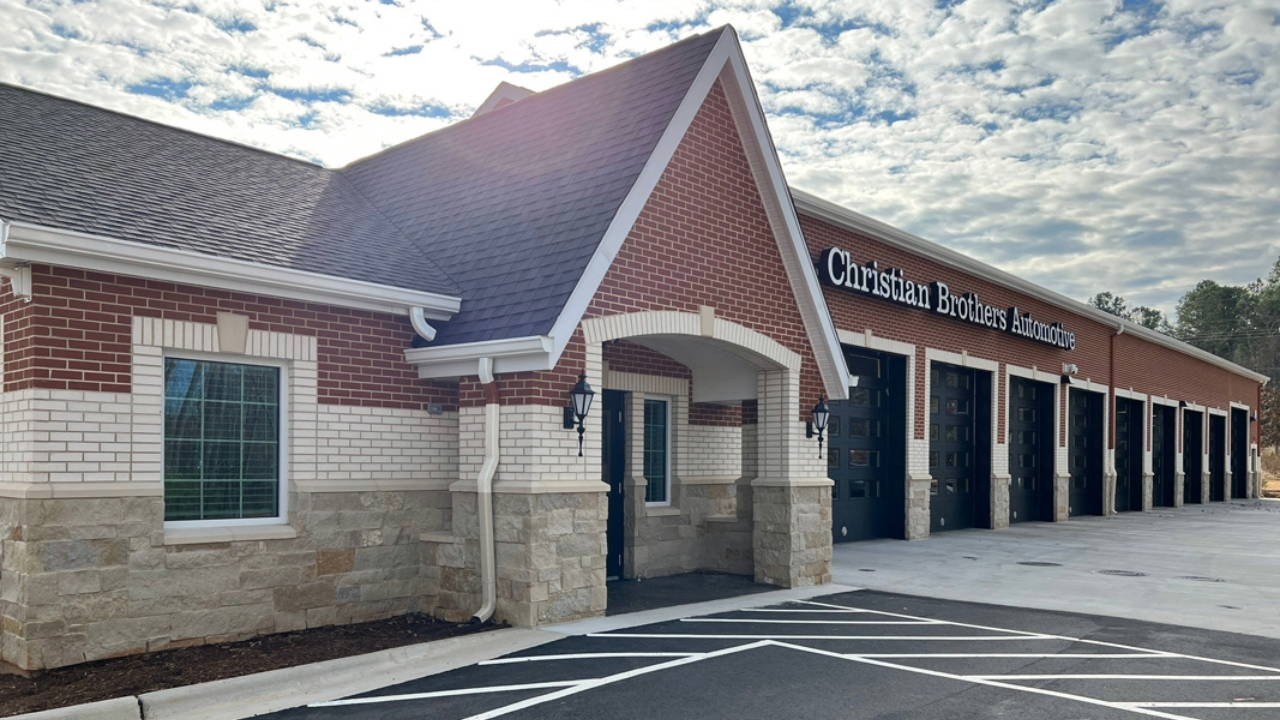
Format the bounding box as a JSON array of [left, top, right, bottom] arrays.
[[1089, 257, 1280, 449]]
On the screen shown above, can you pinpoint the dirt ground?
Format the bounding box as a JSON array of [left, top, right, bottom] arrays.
[[1265, 473, 1280, 498], [0, 614, 491, 717]]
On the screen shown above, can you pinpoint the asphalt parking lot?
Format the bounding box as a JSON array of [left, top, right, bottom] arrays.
[[832, 501, 1280, 640], [259, 589, 1280, 720]]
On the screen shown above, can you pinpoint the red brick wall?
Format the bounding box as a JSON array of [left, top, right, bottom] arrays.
[[0, 283, 36, 389], [2, 265, 457, 410], [475, 80, 828, 422], [802, 216, 1263, 444]]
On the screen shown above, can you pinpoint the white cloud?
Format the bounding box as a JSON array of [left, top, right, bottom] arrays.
[[1, 0, 1278, 315]]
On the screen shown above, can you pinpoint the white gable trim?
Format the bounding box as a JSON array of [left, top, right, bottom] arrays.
[[407, 29, 852, 393]]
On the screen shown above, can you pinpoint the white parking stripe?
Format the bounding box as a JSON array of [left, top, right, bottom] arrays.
[[737, 608, 873, 613], [971, 675, 1280, 681], [591, 633, 1056, 641], [459, 641, 775, 720], [850, 653, 1167, 659], [480, 652, 693, 665], [1120, 702, 1280, 708], [770, 641, 1197, 720], [308, 681, 585, 708], [681, 618, 938, 625]]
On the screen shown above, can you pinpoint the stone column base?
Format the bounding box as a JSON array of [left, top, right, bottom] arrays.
[[991, 473, 1011, 530], [906, 474, 932, 540], [751, 482, 832, 588], [1142, 472, 1154, 511], [1173, 472, 1186, 508], [1103, 470, 1118, 515], [1201, 471, 1212, 504], [1053, 473, 1070, 521]]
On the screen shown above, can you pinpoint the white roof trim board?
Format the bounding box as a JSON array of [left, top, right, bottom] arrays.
[[791, 189, 1269, 385], [0, 219, 461, 319]]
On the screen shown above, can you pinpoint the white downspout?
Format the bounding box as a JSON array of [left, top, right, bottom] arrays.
[[473, 357, 498, 624]]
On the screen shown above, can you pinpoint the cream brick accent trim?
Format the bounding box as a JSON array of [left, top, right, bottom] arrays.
[[679, 475, 740, 485], [132, 316, 318, 362], [1207, 407, 1228, 416], [604, 371, 689, 397], [1151, 396, 1180, 407], [582, 311, 799, 371], [0, 481, 163, 499], [926, 347, 1000, 373], [836, 329, 915, 358], [1070, 378, 1110, 394], [1114, 387, 1149, 401], [1183, 401, 1207, 412]]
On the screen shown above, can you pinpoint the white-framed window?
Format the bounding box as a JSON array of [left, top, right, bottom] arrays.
[[163, 352, 289, 527], [643, 397, 672, 506]]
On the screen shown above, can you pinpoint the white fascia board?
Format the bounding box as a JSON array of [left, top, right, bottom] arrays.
[[405, 335, 553, 379], [537, 28, 851, 399], [1, 220, 461, 319], [791, 190, 1270, 386]]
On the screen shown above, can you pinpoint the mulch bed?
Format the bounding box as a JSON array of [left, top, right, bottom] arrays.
[[0, 614, 493, 717]]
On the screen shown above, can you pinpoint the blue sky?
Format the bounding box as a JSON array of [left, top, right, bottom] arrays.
[[2, 0, 1278, 315]]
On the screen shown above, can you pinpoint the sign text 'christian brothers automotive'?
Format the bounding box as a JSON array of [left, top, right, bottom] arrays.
[[818, 247, 1076, 351]]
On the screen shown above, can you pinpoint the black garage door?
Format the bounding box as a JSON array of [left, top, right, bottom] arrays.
[[1008, 377, 1054, 523], [1183, 409, 1203, 504], [930, 363, 991, 532], [1152, 404, 1177, 507], [1231, 408, 1249, 499], [1209, 414, 1226, 502], [1115, 397, 1145, 512], [829, 348, 906, 542], [1068, 388, 1104, 517]]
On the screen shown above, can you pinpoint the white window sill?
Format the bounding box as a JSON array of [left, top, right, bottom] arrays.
[[645, 506, 682, 517], [164, 524, 297, 546]]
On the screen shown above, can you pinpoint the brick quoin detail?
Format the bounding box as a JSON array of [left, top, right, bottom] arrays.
[[802, 216, 1262, 443], [2, 265, 457, 410]]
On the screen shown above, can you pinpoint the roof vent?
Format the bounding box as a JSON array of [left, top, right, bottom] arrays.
[[472, 82, 535, 117]]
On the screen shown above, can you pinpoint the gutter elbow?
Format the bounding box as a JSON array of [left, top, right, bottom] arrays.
[[410, 307, 437, 342]]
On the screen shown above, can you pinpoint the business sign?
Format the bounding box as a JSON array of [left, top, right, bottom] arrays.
[[818, 247, 1076, 351]]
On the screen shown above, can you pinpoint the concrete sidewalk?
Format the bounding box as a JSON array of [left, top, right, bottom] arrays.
[[832, 500, 1280, 639]]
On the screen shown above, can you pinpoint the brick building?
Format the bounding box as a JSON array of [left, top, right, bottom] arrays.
[[0, 27, 1266, 670]]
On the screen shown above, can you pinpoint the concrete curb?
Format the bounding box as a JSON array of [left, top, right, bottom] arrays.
[[7, 698, 140, 720], [8, 628, 556, 720]]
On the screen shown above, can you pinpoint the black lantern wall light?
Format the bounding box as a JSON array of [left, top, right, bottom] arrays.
[[807, 396, 830, 458], [563, 371, 595, 456]]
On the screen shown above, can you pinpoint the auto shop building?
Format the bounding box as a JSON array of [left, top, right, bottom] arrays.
[[0, 26, 1266, 671]]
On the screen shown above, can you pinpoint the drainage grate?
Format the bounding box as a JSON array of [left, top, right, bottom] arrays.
[[1177, 576, 1227, 583], [1017, 561, 1062, 567], [1096, 569, 1148, 577]]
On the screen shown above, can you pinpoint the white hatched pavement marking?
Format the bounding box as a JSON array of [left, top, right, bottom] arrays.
[[480, 652, 694, 665], [972, 675, 1280, 681], [457, 641, 774, 720], [801, 599, 1280, 674], [681, 618, 939, 625], [852, 653, 1168, 659], [308, 681, 584, 708], [768, 641, 1197, 720]]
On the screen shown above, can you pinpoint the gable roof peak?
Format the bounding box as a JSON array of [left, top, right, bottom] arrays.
[[472, 82, 535, 117]]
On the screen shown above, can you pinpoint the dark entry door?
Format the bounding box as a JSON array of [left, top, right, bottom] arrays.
[[602, 390, 626, 578], [1183, 410, 1203, 504], [1068, 389, 1104, 516], [1231, 408, 1249, 499], [1209, 414, 1226, 501], [1115, 397, 1144, 512], [829, 348, 904, 542], [930, 363, 978, 532], [1152, 404, 1177, 507], [1008, 377, 1054, 523]]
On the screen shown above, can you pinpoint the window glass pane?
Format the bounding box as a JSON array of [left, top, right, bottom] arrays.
[[643, 399, 669, 504], [164, 358, 280, 522]]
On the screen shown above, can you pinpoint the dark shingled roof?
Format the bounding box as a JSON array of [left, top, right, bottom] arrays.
[[343, 28, 725, 345], [0, 85, 459, 297], [0, 26, 726, 341]]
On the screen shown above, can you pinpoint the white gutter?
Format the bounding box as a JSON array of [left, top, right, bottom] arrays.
[[0, 220, 461, 319], [472, 357, 499, 624], [791, 189, 1270, 384], [406, 335, 555, 378]]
